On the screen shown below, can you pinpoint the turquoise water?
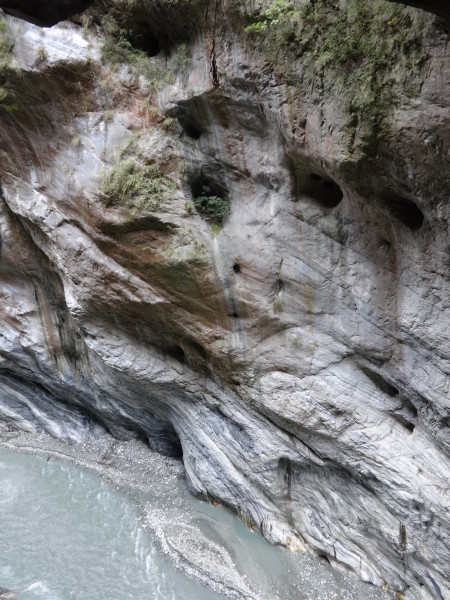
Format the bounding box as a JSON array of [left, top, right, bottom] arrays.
[[0, 446, 392, 600], [0, 448, 223, 600]]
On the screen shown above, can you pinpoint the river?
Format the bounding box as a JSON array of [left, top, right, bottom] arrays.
[[0, 433, 391, 600]]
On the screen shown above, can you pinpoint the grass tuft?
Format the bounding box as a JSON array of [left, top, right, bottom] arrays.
[[102, 158, 176, 212]]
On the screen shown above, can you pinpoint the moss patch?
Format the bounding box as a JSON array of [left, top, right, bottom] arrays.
[[245, 0, 433, 153]]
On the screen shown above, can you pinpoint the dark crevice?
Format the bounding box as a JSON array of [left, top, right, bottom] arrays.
[[167, 344, 186, 363], [361, 367, 399, 397], [306, 175, 343, 208], [233, 263, 241, 274], [403, 398, 419, 419], [288, 159, 344, 208], [278, 457, 292, 497], [189, 170, 230, 223], [173, 101, 204, 139], [309, 173, 322, 182], [381, 195, 424, 231], [128, 21, 161, 57], [179, 118, 203, 139], [392, 414, 415, 434], [146, 424, 183, 458], [190, 172, 227, 200]]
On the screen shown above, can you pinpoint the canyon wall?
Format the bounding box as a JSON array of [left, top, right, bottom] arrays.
[[0, 1, 449, 598]]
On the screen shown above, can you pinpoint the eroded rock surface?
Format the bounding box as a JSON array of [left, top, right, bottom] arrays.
[[0, 2, 449, 599]]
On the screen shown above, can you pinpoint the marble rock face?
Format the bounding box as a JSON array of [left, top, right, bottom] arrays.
[[0, 2, 449, 599]]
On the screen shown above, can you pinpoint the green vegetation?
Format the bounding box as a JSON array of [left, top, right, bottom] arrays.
[[37, 46, 48, 62], [102, 158, 176, 212], [245, 0, 431, 151], [100, 15, 174, 89], [0, 16, 12, 67], [171, 43, 192, 76], [210, 222, 223, 236], [193, 186, 230, 223], [273, 295, 283, 314], [0, 15, 18, 112], [246, 0, 427, 69]]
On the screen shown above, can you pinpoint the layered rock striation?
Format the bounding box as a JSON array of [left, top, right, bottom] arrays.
[[0, 1, 449, 599]]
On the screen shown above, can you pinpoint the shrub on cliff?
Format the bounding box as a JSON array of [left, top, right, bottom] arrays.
[[193, 186, 230, 223], [102, 158, 176, 212]]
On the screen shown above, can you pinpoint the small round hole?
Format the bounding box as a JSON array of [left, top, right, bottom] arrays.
[[233, 263, 241, 274]]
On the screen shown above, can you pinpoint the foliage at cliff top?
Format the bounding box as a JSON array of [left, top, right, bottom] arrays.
[[245, 0, 434, 152]]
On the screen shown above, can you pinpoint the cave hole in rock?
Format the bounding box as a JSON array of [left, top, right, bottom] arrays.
[[173, 102, 204, 139], [402, 398, 419, 419], [162, 427, 184, 459], [382, 195, 424, 231], [290, 165, 343, 208], [309, 173, 322, 182], [361, 367, 399, 397], [392, 414, 415, 434], [277, 457, 292, 495], [391, 397, 418, 434], [128, 21, 161, 57], [178, 115, 203, 139], [233, 263, 241, 274], [144, 421, 184, 459], [190, 172, 229, 221], [166, 344, 186, 363]]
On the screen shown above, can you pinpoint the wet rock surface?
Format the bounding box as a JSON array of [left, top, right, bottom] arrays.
[[0, 3, 449, 599]]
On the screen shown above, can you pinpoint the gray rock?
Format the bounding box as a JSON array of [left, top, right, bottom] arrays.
[[0, 4, 449, 600], [0, 589, 17, 600]]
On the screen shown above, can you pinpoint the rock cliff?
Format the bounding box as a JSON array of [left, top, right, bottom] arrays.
[[0, 1, 449, 598]]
